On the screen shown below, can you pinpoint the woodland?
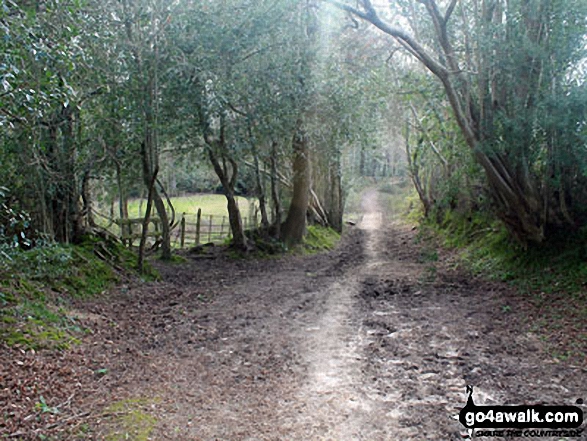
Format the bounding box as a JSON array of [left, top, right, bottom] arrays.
[[1, 0, 587, 439], [1, 0, 586, 253]]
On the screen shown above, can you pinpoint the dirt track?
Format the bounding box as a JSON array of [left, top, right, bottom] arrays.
[[71, 188, 583, 440], [10, 189, 584, 440]]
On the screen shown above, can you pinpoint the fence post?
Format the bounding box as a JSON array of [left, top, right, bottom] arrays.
[[195, 208, 201, 245], [221, 216, 225, 239], [125, 220, 131, 247], [180, 214, 186, 248], [153, 218, 159, 237], [128, 220, 134, 248], [208, 215, 213, 243]]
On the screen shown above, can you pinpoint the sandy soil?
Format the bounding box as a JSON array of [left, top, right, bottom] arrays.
[[3, 189, 586, 440]]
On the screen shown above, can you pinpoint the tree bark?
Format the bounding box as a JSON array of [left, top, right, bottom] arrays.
[[123, 0, 172, 259], [281, 123, 311, 246], [329, 0, 556, 243], [138, 166, 158, 273], [115, 159, 130, 246], [250, 138, 270, 233], [81, 169, 94, 229], [141, 141, 171, 259], [207, 145, 248, 250], [328, 158, 343, 232], [270, 140, 281, 238], [405, 122, 431, 217], [44, 105, 84, 244]]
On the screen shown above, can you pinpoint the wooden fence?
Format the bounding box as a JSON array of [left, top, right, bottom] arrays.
[[114, 208, 258, 248], [115, 217, 163, 247]]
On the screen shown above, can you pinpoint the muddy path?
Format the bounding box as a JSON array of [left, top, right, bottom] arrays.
[[60, 190, 587, 439]]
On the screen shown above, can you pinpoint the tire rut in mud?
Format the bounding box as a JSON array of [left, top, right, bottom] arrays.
[[353, 213, 586, 441], [63, 190, 586, 441]]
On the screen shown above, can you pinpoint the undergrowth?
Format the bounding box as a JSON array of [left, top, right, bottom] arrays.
[[435, 211, 587, 295], [247, 225, 340, 256], [102, 398, 158, 441], [301, 225, 340, 254], [421, 209, 587, 362], [0, 235, 156, 350]]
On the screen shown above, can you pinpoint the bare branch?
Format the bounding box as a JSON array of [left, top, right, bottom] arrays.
[[0, 107, 27, 125], [238, 43, 285, 64], [445, 0, 458, 23], [224, 100, 248, 117], [324, 0, 449, 80], [228, 157, 239, 190], [324, 0, 369, 20], [408, 101, 452, 170]]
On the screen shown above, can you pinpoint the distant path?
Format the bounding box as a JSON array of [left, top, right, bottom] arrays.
[[75, 189, 585, 440]]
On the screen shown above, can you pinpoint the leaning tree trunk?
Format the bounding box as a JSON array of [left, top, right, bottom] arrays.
[[142, 69, 171, 259], [141, 141, 172, 260], [207, 146, 248, 250], [138, 166, 158, 273], [281, 124, 311, 246], [122, 0, 171, 259], [405, 123, 432, 218], [152, 190, 172, 258], [335, 0, 556, 243], [226, 190, 247, 247]]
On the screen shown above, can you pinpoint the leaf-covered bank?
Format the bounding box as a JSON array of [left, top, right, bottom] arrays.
[[0, 236, 156, 351], [419, 211, 587, 363]]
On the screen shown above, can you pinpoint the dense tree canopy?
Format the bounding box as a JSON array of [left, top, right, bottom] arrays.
[[329, 0, 587, 244], [1, 0, 586, 253]]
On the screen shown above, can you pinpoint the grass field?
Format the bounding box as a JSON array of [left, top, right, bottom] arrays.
[[95, 194, 259, 245], [123, 193, 258, 219]]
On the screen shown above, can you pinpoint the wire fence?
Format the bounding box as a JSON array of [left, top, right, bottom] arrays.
[[99, 208, 259, 248], [172, 209, 259, 248]]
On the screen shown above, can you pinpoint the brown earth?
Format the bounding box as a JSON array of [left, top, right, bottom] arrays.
[[2, 189, 586, 440]]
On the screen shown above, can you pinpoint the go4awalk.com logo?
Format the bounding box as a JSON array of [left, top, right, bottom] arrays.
[[458, 386, 584, 438]]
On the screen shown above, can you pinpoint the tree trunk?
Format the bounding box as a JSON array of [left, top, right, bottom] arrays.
[[44, 106, 83, 244], [62, 108, 84, 243], [359, 146, 366, 176], [141, 141, 171, 259], [335, 0, 559, 243], [138, 166, 158, 273], [122, 0, 171, 258], [152, 190, 172, 258], [81, 170, 94, 229], [115, 159, 130, 246], [281, 124, 311, 246], [207, 145, 248, 250], [251, 140, 269, 233], [405, 122, 431, 217], [328, 158, 343, 233], [270, 141, 281, 238], [143, 68, 171, 259], [226, 190, 247, 247]]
